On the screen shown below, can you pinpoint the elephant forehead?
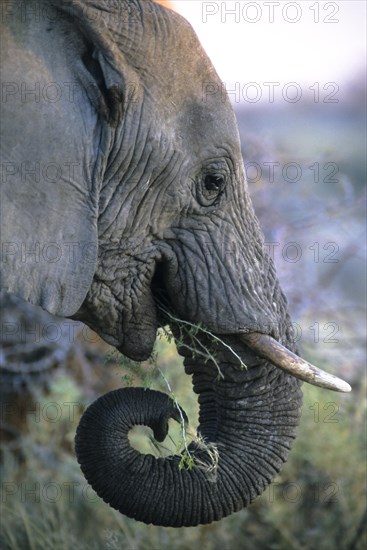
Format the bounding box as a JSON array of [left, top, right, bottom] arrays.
[[114, 4, 231, 120], [177, 100, 240, 149]]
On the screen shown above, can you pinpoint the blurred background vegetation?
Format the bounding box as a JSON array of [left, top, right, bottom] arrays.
[[1, 1, 366, 549]]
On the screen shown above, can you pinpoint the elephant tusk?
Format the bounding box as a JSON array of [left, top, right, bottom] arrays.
[[240, 332, 351, 393]]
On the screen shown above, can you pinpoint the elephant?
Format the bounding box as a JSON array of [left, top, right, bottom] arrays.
[[0, 0, 350, 527]]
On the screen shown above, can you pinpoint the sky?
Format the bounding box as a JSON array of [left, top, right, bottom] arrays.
[[169, 1, 366, 103]]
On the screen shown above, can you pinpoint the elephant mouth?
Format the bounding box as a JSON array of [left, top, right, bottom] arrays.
[[149, 263, 351, 393]]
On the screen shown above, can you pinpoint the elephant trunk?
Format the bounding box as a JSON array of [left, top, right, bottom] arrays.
[[75, 332, 302, 527]]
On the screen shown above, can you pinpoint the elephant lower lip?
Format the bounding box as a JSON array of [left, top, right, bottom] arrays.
[[117, 303, 159, 362], [240, 332, 351, 393], [117, 328, 157, 362]]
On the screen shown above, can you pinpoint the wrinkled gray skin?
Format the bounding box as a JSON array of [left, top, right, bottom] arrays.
[[1, 0, 302, 526]]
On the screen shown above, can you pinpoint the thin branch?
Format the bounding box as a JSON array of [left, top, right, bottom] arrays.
[[159, 307, 248, 370]]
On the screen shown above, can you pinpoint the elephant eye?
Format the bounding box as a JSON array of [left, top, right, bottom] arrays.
[[204, 175, 225, 193], [199, 173, 226, 205]]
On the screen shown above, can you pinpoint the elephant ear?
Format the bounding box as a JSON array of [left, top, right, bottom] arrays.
[[1, 1, 138, 316], [0, 119, 99, 317], [0, 9, 103, 317], [0, 183, 97, 318]]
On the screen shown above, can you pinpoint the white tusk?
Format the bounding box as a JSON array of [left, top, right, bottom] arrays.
[[240, 332, 351, 393]]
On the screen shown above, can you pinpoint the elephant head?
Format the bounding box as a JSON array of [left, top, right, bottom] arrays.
[[0, 0, 350, 527]]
